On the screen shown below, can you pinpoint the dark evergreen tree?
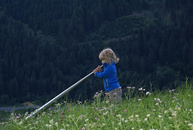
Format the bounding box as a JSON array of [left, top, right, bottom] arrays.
[[0, 0, 192, 105]]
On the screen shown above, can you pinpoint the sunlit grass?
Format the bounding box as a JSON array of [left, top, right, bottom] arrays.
[[1, 81, 193, 130]]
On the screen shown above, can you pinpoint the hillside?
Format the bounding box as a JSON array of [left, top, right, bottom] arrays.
[[0, 0, 193, 105], [1, 81, 193, 129]]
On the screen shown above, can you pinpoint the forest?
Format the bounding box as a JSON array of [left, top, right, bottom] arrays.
[[0, 0, 193, 105]]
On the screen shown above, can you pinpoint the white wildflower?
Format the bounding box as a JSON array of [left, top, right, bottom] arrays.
[[77, 101, 82, 104], [103, 111, 109, 115], [49, 119, 54, 124], [174, 93, 179, 95], [102, 123, 105, 126], [146, 91, 151, 95], [24, 112, 29, 116], [137, 119, 141, 122], [169, 89, 175, 93], [55, 103, 61, 108], [172, 111, 177, 116], [116, 114, 122, 118], [127, 86, 132, 89], [154, 98, 161, 103], [18, 121, 23, 125], [188, 123, 193, 126], [55, 122, 58, 126], [106, 100, 110, 103]]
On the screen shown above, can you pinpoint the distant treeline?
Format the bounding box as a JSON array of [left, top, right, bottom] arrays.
[[0, 0, 192, 105]]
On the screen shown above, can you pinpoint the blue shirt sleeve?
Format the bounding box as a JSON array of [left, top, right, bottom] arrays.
[[94, 66, 112, 78]]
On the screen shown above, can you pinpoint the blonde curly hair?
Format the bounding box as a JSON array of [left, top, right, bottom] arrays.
[[99, 48, 119, 64]]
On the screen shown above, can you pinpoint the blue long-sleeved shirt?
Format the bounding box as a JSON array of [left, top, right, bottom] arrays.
[[94, 62, 120, 92]]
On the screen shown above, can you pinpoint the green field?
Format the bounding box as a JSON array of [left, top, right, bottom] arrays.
[[1, 81, 193, 130]]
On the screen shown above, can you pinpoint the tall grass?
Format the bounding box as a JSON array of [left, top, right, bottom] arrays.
[[1, 82, 193, 130]]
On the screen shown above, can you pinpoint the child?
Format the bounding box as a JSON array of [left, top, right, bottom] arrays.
[[93, 48, 122, 103]]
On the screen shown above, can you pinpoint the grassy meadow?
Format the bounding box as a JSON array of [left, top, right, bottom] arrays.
[[0, 81, 193, 130]]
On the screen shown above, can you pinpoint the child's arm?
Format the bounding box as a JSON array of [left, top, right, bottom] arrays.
[[94, 65, 111, 78]]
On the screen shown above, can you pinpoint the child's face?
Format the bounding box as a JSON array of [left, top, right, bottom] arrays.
[[101, 60, 106, 63], [100, 58, 107, 63]]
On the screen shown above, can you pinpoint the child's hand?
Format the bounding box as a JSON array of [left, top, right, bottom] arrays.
[[98, 66, 102, 72], [93, 66, 102, 73], [93, 67, 98, 73]]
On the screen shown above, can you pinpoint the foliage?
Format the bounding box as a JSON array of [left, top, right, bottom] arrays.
[[0, 0, 193, 104]]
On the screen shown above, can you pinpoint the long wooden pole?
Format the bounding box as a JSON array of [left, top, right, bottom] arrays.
[[25, 69, 95, 120]]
